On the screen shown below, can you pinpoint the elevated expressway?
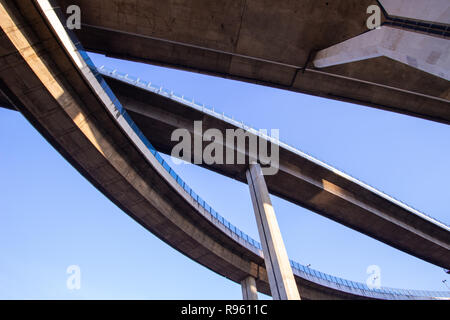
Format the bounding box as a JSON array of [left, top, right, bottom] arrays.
[[100, 69, 450, 271], [57, 0, 450, 124], [0, 0, 448, 299]]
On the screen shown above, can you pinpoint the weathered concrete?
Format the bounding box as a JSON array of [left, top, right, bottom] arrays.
[[380, 0, 450, 24], [0, 0, 378, 300], [314, 26, 450, 81], [0, 0, 261, 297], [103, 75, 450, 270], [241, 276, 258, 300], [2, 0, 448, 300], [55, 0, 450, 124], [246, 163, 300, 300]]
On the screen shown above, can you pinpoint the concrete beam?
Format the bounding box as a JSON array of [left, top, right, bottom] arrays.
[[4, 0, 446, 301], [246, 163, 300, 300], [56, 0, 450, 124], [313, 26, 450, 81], [104, 74, 450, 269], [241, 276, 258, 300]]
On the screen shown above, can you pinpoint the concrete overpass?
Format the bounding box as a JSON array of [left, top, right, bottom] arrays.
[[1, 0, 449, 300], [57, 0, 450, 124], [98, 69, 450, 270]]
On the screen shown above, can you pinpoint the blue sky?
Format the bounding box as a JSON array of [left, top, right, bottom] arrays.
[[0, 52, 449, 299]]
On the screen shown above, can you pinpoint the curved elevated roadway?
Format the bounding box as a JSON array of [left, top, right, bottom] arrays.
[[0, 0, 448, 300], [99, 69, 450, 270]]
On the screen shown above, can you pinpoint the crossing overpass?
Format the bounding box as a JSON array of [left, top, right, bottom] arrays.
[[57, 0, 450, 124], [0, 0, 449, 299], [97, 69, 450, 270]]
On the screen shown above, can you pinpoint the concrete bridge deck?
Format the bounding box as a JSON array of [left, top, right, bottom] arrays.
[[0, 0, 448, 300], [99, 69, 450, 270], [57, 0, 450, 124]]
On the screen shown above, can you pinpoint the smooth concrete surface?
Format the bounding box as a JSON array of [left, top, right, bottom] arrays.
[[0, 0, 261, 296], [1, 0, 448, 300], [103, 75, 450, 270], [0, 0, 379, 300], [380, 0, 450, 24], [313, 26, 450, 81], [56, 0, 450, 124], [246, 163, 300, 300], [241, 276, 258, 300]]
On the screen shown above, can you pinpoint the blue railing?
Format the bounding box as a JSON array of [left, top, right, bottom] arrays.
[[289, 260, 450, 299], [78, 52, 262, 249], [77, 52, 449, 299], [97, 66, 449, 231]]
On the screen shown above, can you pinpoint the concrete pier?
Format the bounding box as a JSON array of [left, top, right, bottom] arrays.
[[246, 163, 300, 300], [241, 276, 258, 300]]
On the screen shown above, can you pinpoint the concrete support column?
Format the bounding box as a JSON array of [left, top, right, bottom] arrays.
[[241, 276, 258, 300], [246, 163, 301, 300]]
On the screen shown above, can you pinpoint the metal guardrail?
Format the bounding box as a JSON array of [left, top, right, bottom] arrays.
[[75, 56, 449, 299], [97, 66, 449, 231]]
